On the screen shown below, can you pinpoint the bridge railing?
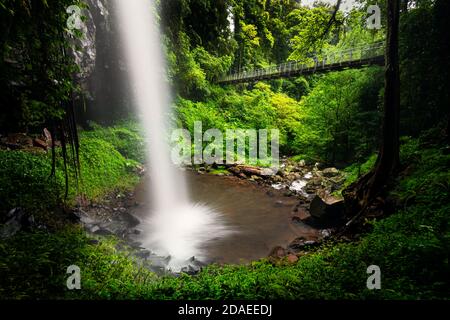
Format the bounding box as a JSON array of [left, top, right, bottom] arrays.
[[219, 41, 385, 83]]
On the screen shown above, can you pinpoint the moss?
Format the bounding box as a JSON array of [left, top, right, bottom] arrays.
[[209, 168, 230, 175], [82, 121, 146, 163]]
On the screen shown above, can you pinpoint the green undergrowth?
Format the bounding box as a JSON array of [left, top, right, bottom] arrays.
[[331, 154, 378, 197], [81, 121, 146, 163], [0, 122, 144, 222], [1, 133, 448, 300]]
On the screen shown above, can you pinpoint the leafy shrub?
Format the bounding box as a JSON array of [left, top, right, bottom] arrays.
[[82, 121, 146, 163], [0, 151, 63, 219], [0, 123, 141, 218]]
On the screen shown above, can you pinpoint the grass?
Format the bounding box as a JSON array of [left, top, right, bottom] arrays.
[[0, 127, 448, 300]]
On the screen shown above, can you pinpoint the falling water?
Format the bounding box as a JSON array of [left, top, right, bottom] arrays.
[[114, 0, 231, 270]]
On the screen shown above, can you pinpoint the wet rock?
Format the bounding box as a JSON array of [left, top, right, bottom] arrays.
[[309, 177, 323, 186], [271, 175, 284, 183], [43, 128, 52, 142], [95, 228, 115, 236], [298, 160, 306, 167], [179, 256, 204, 275], [277, 170, 286, 178], [285, 165, 294, 174], [291, 207, 312, 224], [309, 195, 345, 226], [132, 164, 146, 176], [287, 254, 299, 264], [180, 264, 201, 275], [33, 138, 48, 150], [322, 167, 339, 177], [4, 143, 21, 150], [135, 250, 151, 260], [131, 228, 142, 235], [229, 166, 241, 175], [7, 133, 31, 145], [303, 172, 313, 179], [89, 225, 100, 233], [289, 179, 307, 195], [271, 183, 284, 190], [269, 246, 286, 260], [74, 209, 95, 224], [119, 212, 140, 226], [0, 208, 38, 238], [320, 229, 332, 239], [288, 237, 319, 252], [237, 165, 263, 176], [314, 162, 326, 170]]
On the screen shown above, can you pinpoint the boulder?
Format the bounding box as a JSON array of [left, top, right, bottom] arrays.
[[320, 229, 332, 239], [43, 128, 52, 142], [271, 175, 284, 183], [309, 194, 345, 226], [33, 138, 48, 150], [288, 237, 319, 252], [237, 165, 262, 176], [228, 166, 241, 175], [7, 133, 30, 145], [268, 246, 286, 259], [250, 175, 262, 181], [286, 254, 299, 263], [291, 207, 311, 223], [0, 208, 37, 238], [132, 164, 146, 176], [322, 167, 339, 177], [180, 256, 205, 275]]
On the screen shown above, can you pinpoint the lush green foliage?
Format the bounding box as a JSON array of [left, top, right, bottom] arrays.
[[174, 66, 383, 163], [0, 124, 142, 219], [1, 0, 449, 302], [81, 121, 146, 163], [1, 137, 448, 300], [0, 0, 83, 133], [294, 68, 383, 163], [0, 150, 64, 216]]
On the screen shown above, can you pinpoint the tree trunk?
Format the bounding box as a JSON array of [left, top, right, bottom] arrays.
[[342, 0, 400, 221]]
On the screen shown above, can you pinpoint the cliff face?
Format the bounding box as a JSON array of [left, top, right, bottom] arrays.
[[73, 0, 132, 125]]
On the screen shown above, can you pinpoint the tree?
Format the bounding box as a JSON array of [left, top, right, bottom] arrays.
[[343, 0, 400, 224]]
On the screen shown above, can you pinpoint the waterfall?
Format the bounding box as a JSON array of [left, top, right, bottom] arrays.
[[113, 0, 230, 270]]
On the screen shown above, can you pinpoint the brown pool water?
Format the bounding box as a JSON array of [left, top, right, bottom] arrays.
[[131, 171, 319, 265]]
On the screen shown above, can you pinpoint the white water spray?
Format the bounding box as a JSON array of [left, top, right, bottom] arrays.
[[114, 0, 231, 270]]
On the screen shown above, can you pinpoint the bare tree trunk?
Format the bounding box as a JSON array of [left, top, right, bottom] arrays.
[[342, 0, 400, 223]]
